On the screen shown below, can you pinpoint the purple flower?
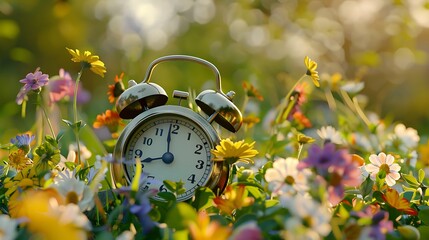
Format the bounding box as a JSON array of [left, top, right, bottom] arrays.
[[299, 143, 362, 205], [298, 143, 343, 172], [10, 133, 35, 153], [16, 68, 49, 105], [49, 68, 90, 104], [367, 211, 394, 240]]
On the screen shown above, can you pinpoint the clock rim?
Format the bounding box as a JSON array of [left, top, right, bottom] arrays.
[[110, 105, 229, 201]]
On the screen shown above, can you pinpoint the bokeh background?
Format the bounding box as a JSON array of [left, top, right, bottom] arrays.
[[1, 0, 429, 143]]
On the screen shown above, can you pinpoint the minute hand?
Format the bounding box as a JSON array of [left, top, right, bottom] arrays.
[[166, 123, 172, 152]]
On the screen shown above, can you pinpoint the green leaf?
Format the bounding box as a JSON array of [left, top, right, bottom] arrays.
[[418, 169, 425, 183], [373, 191, 384, 203], [62, 119, 87, 131], [360, 176, 374, 199], [234, 213, 258, 227], [402, 173, 420, 188], [192, 187, 215, 211], [265, 199, 279, 208], [157, 192, 176, 202], [165, 202, 197, 230]]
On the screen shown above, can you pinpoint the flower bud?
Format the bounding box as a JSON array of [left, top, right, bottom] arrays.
[[397, 225, 420, 240]]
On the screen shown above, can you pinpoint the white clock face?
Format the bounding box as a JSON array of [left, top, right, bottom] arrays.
[[123, 114, 214, 201]]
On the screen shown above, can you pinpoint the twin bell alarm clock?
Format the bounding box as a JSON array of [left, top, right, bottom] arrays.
[[110, 55, 242, 201]]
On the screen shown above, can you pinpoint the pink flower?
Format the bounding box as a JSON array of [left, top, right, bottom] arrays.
[[16, 68, 49, 105], [365, 152, 401, 186], [49, 69, 90, 104]]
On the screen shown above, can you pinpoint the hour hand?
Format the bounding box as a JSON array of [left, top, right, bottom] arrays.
[[141, 156, 162, 163]]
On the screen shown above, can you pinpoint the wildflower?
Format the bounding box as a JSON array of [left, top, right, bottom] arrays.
[[211, 138, 258, 164], [66, 143, 92, 165], [358, 210, 393, 240], [3, 166, 43, 198], [230, 221, 263, 240], [10, 188, 91, 240], [242, 81, 263, 101], [304, 56, 320, 87], [0, 214, 19, 240], [10, 133, 35, 153], [283, 194, 331, 239], [317, 126, 344, 145], [51, 178, 95, 211], [382, 188, 418, 216], [365, 152, 401, 186], [66, 47, 106, 77], [292, 111, 312, 128], [129, 191, 157, 234], [265, 157, 311, 196], [297, 143, 342, 172], [213, 184, 254, 216], [108, 72, 125, 103], [93, 110, 123, 137], [419, 140, 429, 167], [340, 81, 365, 94], [326, 154, 362, 205], [242, 115, 260, 128], [391, 123, 420, 152], [189, 211, 232, 240], [49, 68, 90, 104], [7, 149, 32, 171], [16, 68, 49, 105]]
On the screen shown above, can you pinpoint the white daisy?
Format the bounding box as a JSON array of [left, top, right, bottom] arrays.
[[51, 178, 95, 211], [265, 157, 311, 196], [317, 126, 345, 145], [391, 123, 420, 151], [49, 201, 92, 234], [365, 152, 401, 186], [0, 215, 18, 240], [283, 194, 332, 239]]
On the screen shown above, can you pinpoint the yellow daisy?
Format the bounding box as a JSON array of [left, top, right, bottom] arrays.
[[8, 149, 33, 171], [66, 47, 107, 77], [211, 138, 258, 164], [304, 56, 320, 87]]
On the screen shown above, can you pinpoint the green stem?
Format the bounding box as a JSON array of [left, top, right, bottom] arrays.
[[275, 74, 306, 124], [38, 94, 56, 138], [74, 67, 84, 165]]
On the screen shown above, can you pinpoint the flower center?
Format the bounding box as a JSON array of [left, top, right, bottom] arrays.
[[330, 172, 342, 186], [379, 163, 390, 174], [303, 216, 313, 227], [285, 176, 295, 185], [66, 191, 80, 205]]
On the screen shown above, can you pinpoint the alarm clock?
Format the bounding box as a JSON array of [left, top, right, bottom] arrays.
[[110, 55, 242, 201]]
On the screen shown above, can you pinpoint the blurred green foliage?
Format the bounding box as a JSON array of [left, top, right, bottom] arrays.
[[1, 0, 429, 144]]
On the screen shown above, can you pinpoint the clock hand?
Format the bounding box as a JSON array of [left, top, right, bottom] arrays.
[[141, 156, 163, 163], [166, 123, 172, 153]]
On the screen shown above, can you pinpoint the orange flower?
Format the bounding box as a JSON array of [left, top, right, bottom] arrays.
[[107, 73, 125, 103], [93, 110, 123, 134], [382, 188, 418, 216], [242, 81, 263, 101], [292, 111, 312, 128], [213, 184, 254, 216], [189, 211, 231, 240]]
